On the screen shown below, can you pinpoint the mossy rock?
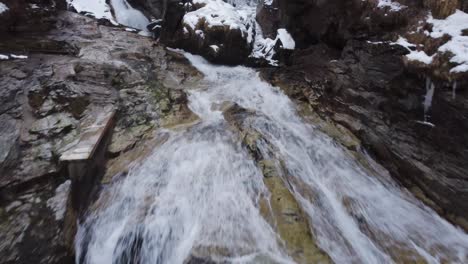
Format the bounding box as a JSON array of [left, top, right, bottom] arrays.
[[262, 175, 332, 264], [222, 103, 331, 263]]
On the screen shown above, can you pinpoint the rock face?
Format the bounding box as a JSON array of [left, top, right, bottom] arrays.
[[262, 39, 468, 231], [0, 0, 66, 34], [255, 0, 468, 231], [1, 0, 468, 262], [0, 1, 203, 262], [256, 0, 414, 49], [0, 181, 74, 264], [131, 0, 255, 64]]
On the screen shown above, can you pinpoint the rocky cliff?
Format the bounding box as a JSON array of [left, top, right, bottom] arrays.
[[0, 0, 467, 263], [256, 0, 468, 230], [0, 1, 200, 262]]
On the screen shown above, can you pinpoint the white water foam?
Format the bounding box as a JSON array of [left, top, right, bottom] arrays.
[[111, 0, 149, 31], [76, 53, 468, 264]]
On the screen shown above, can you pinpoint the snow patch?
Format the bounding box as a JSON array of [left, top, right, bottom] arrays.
[[251, 27, 296, 66], [427, 10, 468, 72], [66, 0, 117, 25], [377, 0, 405, 12], [427, 10, 468, 39], [393, 36, 434, 65], [47, 180, 71, 221], [395, 36, 416, 49], [195, 29, 205, 39], [277, 29, 295, 50], [406, 50, 434, 64], [210, 45, 220, 53], [183, 0, 254, 43], [0, 54, 8, 60], [11, 54, 28, 59], [0, 2, 8, 14]]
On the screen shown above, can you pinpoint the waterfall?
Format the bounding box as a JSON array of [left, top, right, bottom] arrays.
[[423, 77, 435, 123], [75, 1, 468, 263], [110, 0, 150, 31], [76, 53, 468, 264]]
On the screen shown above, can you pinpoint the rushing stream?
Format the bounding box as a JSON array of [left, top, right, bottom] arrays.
[[76, 53, 468, 263], [75, 1, 468, 263]]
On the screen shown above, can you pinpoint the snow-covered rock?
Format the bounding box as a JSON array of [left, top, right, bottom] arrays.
[[397, 9, 468, 78], [428, 10, 468, 73], [66, 0, 117, 24], [162, 0, 257, 65], [0, 2, 9, 14], [377, 0, 406, 12], [250, 27, 296, 66], [183, 0, 253, 42]]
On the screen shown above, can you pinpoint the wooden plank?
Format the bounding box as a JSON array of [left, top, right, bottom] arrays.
[[60, 106, 115, 162]]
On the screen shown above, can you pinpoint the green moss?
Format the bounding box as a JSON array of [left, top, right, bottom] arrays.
[[263, 175, 332, 264]]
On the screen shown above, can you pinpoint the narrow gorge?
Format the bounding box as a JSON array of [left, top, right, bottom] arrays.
[[1, 0, 468, 263]]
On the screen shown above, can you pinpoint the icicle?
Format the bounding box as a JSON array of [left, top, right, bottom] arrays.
[[452, 81, 457, 100], [423, 77, 435, 122]]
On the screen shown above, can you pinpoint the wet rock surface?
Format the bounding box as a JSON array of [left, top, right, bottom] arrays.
[[254, 0, 468, 232], [0, 3, 202, 262], [0, 180, 73, 264], [223, 104, 332, 264], [1, 0, 468, 263], [261, 38, 468, 231], [256, 0, 416, 50]]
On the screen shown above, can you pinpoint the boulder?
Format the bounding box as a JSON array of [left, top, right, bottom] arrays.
[[133, 0, 254, 64], [163, 0, 254, 65]]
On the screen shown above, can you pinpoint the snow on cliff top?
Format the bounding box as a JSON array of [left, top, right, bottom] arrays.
[[66, 0, 116, 23], [277, 29, 295, 50], [377, 0, 406, 12], [394, 9, 468, 73], [0, 2, 9, 14], [427, 10, 468, 73], [184, 0, 295, 66], [184, 0, 254, 42]]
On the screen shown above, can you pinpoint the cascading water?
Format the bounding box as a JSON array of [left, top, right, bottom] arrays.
[[111, 0, 150, 31], [76, 53, 468, 264], [76, 1, 468, 263], [423, 77, 435, 123]]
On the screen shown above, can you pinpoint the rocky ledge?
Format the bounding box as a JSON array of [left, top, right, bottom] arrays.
[[257, 0, 468, 231], [0, 2, 201, 262], [1, 0, 468, 263]]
